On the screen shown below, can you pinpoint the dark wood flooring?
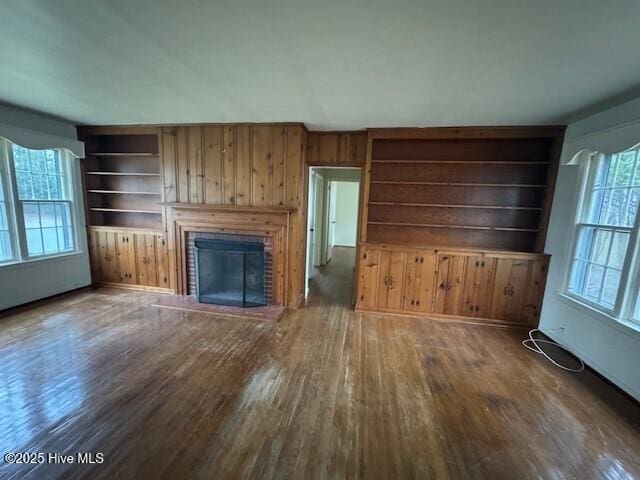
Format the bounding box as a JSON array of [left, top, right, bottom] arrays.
[[0, 246, 639, 479]]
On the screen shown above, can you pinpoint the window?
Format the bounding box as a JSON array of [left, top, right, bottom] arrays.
[[567, 147, 640, 323], [12, 145, 74, 256], [0, 140, 77, 264]]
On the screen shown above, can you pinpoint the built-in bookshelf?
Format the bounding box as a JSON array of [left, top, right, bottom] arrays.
[[80, 130, 163, 230]]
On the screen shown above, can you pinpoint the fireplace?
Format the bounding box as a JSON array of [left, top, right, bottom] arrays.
[[194, 239, 266, 307]]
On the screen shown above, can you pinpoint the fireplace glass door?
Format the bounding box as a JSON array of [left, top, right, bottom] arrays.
[[194, 239, 266, 307]]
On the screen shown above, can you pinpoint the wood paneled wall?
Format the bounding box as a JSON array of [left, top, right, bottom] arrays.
[[161, 124, 308, 308], [306, 132, 367, 166]]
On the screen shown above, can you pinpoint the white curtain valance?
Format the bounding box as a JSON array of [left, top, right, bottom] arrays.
[[561, 118, 640, 166], [0, 123, 84, 158]]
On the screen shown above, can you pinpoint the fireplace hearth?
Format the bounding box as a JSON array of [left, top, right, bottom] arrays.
[[194, 239, 266, 307]]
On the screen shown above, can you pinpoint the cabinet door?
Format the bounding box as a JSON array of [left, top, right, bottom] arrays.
[[155, 234, 170, 289], [116, 233, 137, 284], [461, 256, 495, 318], [386, 251, 407, 310], [357, 247, 382, 310], [521, 258, 548, 326], [87, 229, 102, 282], [135, 233, 157, 287], [403, 252, 436, 313], [98, 230, 120, 283], [490, 258, 531, 322], [433, 254, 467, 315], [376, 250, 407, 311]]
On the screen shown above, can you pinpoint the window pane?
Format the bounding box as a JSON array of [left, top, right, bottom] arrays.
[[627, 188, 639, 226], [613, 151, 636, 187], [12, 146, 30, 171], [608, 231, 630, 269], [39, 203, 56, 228], [605, 188, 629, 226], [57, 226, 73, 251], [55, 202, 71, 226], [41, 227, 59, 253], [635, 294, 640, 322], [575, 227, 593, 260], [47, 175, 61, 199], [606, 155, 618, 187], [601, 269, 621, 307], [590, 229, 611, 265], [16, 173, 33, 199], [0, 231, 11, 262], [26, 229, 43, 256], [569, 259, 587, 292], [45, 150, 60, 174], [633, 162, 640, 186], [23, 202, 40, 228], [584, 264, 605, 300]]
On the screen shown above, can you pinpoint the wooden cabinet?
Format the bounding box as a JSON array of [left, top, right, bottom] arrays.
[[403, 252, 437, 313], [355, 244, 550, 327], [433, 254, 467, 315], [88, 227, 172, 292]]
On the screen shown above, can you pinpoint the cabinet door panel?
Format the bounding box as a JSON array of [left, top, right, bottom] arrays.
[[116, 233, 136, 284], [87, 230, 102, 282], [357, 248, 381, 310], [433, 255, 451, 313], [504, 260, 530, 323], [521, 258, 548, 326], [376, 251, 392, 309], [385, 251, 407, 310], [156, 234, 170, 289], [404, 252, 436, 313], [434, 254, 467, 315], [490, 258, 513, 320], [461, 256, 495, 318], [135, 233, 157, 287], [444, 255, 466, 315], [99, 231, 120, 284]]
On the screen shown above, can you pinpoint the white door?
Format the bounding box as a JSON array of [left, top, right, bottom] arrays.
[[327, 181, 337, 261], [305, 171, 317, 296]]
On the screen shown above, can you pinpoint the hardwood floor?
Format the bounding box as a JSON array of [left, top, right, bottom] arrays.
[[0, 246, 639, 479]]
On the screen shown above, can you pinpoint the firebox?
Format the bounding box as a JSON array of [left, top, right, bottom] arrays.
[[194, 239, 266, 307]]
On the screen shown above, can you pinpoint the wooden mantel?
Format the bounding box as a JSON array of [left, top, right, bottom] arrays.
[[164, 202, 293, 307], [161, 203, 297, 214]]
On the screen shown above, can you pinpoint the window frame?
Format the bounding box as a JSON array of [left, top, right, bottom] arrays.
[[0, 140, 79, 265], [564, 149, 640, 326]]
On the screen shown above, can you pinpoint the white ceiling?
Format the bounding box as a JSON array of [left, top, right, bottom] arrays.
[[2, 0, 640, 130]]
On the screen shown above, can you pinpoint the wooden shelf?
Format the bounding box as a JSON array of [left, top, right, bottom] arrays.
[[371, 159, 550, 165], [86, 171, 160, 176], [370, 181, 546, 188], [88, 152, 158, 157], [87, 190, 160, 195], [90, 208, 161, 214], [368, 201, 543, 211], [367, 221, 538, 233]]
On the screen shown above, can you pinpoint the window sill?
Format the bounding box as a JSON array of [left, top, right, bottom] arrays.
[[556, 291, 640, 341], [0, 250, 85, 271]]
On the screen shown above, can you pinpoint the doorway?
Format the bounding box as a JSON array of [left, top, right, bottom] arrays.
[[305, 167, 361, 304]]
